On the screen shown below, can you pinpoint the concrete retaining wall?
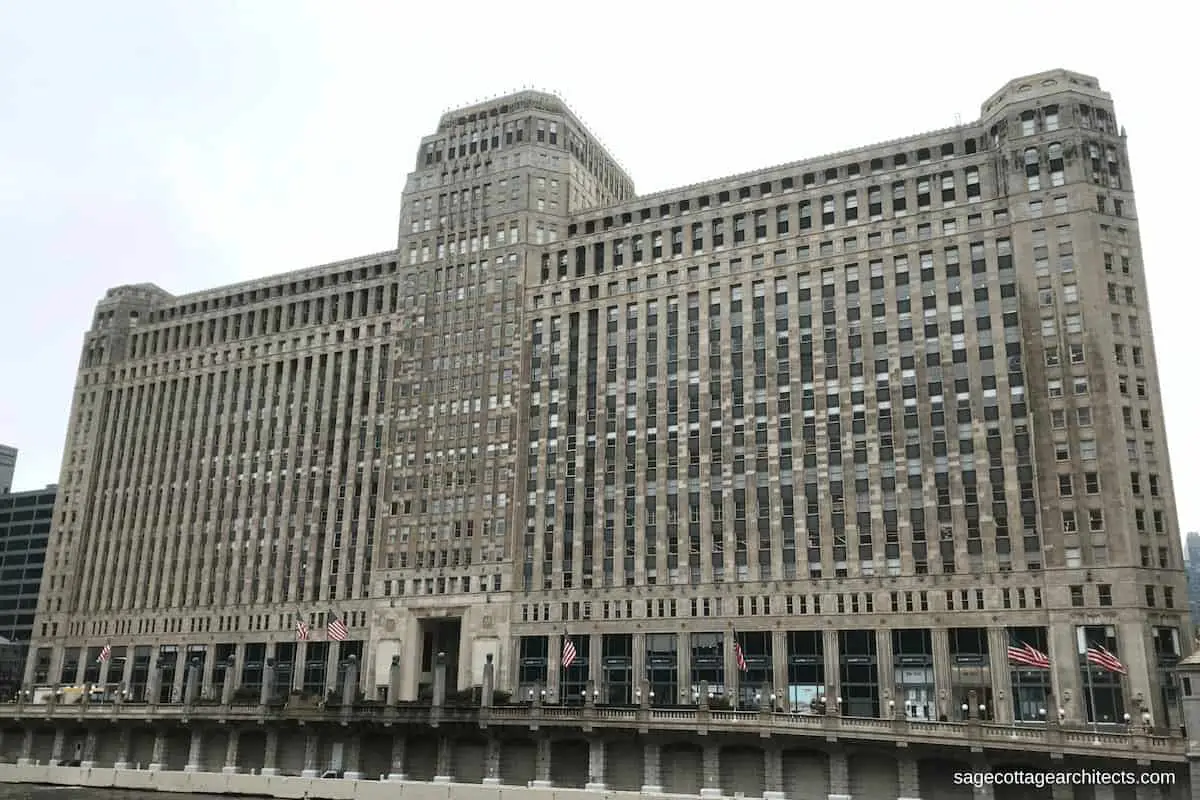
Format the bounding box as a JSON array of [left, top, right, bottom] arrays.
[[0, 763, 688, 800]]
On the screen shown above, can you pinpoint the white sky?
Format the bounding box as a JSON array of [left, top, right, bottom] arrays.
[[1, 1, 1196, 541]]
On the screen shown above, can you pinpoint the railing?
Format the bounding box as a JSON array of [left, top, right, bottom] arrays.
[[0, 700, 1184, 762]]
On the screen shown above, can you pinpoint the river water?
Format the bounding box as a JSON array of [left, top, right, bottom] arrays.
[[0, 789, 226, 800]]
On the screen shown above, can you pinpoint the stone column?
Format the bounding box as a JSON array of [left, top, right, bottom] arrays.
[[293, 640, 307, 693], [81, 730, 99, 768], [170, 652, 186, 702], [146, 664, 162, 704], [149, 730, 168, 771], [184, 658, 201, 705], [585, 738, 606, 791], [48, 729, 65, 766], [389, 655, 402, 704], [341, 655, 359, 707], [1050, 783, 1072, 800], [876, 628, 895, 716], [1093, 786, 1115, 800], [931, 627, 953, 720], [482, 738, 501, 786], [113, 728, 131, 770], [700, 743, 721, 798], [763, 745, 784, 800], [548, 633, 562, 703], [772, 630, 788, 701], [387, 735, 408, 781], [481, 654, 495, 706], [532, 737, 552, 788], [300, 733, 319, 778], [433, 737, 453, 783], [184, 729, 203, 772], [222, 729, 240, 775], [828, 749, 850, 800], [260, 658, 277, 706], [897, 754, 920, 800], [432, 652, 447, 707], [343, 734, 362, 781], [261, 730, 279, 776], [223, 655, 241, 704], [17, 729, 33, 766], [986, 627, 1011, 723], [200, 652, 216, 699], [641, 741, 663, 794], [677, 631, 691, 697], [823, 628, 840, 703]]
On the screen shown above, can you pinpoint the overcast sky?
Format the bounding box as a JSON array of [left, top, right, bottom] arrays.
[[1, 1, 1196, 538]]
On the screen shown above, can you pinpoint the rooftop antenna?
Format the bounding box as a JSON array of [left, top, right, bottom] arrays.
[[954, 113, 962, 125]]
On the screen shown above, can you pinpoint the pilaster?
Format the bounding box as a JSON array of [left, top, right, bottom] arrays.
[[300, 733, 319, 778], [1093, 785, 1115, 800], [532, 736, 552, 788], [112, 728, 131, 770], [1050, 783, 1072, 800], [80, 731, 98, 768], [897, 754, 921, 800], [48, 729, 65, 766], [261, 729, 279, 776], [585, 738, 606, 791], [772, 629, 789, 699], [482, 737, 501, 785], [16, 729, 33, 766], [184, 729, 203, 772], [221, 729, 240, 775], [641, 741, 663, 794], [433, 736, 453, 783], [763, 745, 785, 800], [828, 748, 850, 800], [876, 628, 895, 714], [148, 730, 168, 771], [548, 632, 562, 702], [986, 627, 1012, 723], [387, 735, 408, 781], [700, 743, 721, 799], [823, 628, 840, 701], [932, 627, 954, 720]]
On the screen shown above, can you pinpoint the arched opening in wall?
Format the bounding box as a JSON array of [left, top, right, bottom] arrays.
[[605, 738, 644, 791], [918, 758, 973, 800], [499, 739, 537, 786], [452, 737, 487, 783], [719, 745, 765, 798], [358, 733, 393, 781], [782, 749, 829, 800], [405, 735, 438, 782], [661, 743, 703, 796], [549, 739, 588, 788], [848, 751, 897, 800]]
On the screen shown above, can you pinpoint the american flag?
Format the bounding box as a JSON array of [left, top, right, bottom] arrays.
[[295, 615, 309, 641], [97, 644, 112, 663], [1087, 643, 1127, 675], [327, 611, 348, 642], [561, 634, 577, 669], [1007, 640, 1050, 669], [733, 639, 748, 672]]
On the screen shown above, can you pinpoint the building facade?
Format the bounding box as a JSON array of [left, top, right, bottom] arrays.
[[0, 445, 17, 495], [25, 69, 1191, 734], [0, 448, 53, 698], [1185, 532, 1200, 632]]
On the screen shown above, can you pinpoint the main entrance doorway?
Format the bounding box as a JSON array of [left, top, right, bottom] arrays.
[[418, 617, 462, 698]]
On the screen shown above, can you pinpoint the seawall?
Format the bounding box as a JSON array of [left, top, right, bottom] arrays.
[[0, 764, 668, 800]]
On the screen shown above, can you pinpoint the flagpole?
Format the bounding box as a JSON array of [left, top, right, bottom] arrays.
[[1086, 654, 1098, 735]]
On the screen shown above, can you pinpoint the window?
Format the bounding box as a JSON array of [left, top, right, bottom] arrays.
[[1070, 586, 1084, 607], [1088, 509, 1105, 531], [1098, 584, 1112, 606], [1062, 510, 1077, 532], [1084, 473, 1100, 494], [1058, 475, 1073, 497]]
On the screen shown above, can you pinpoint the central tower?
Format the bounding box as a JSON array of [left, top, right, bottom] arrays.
[[375, 91, 632, 699]]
